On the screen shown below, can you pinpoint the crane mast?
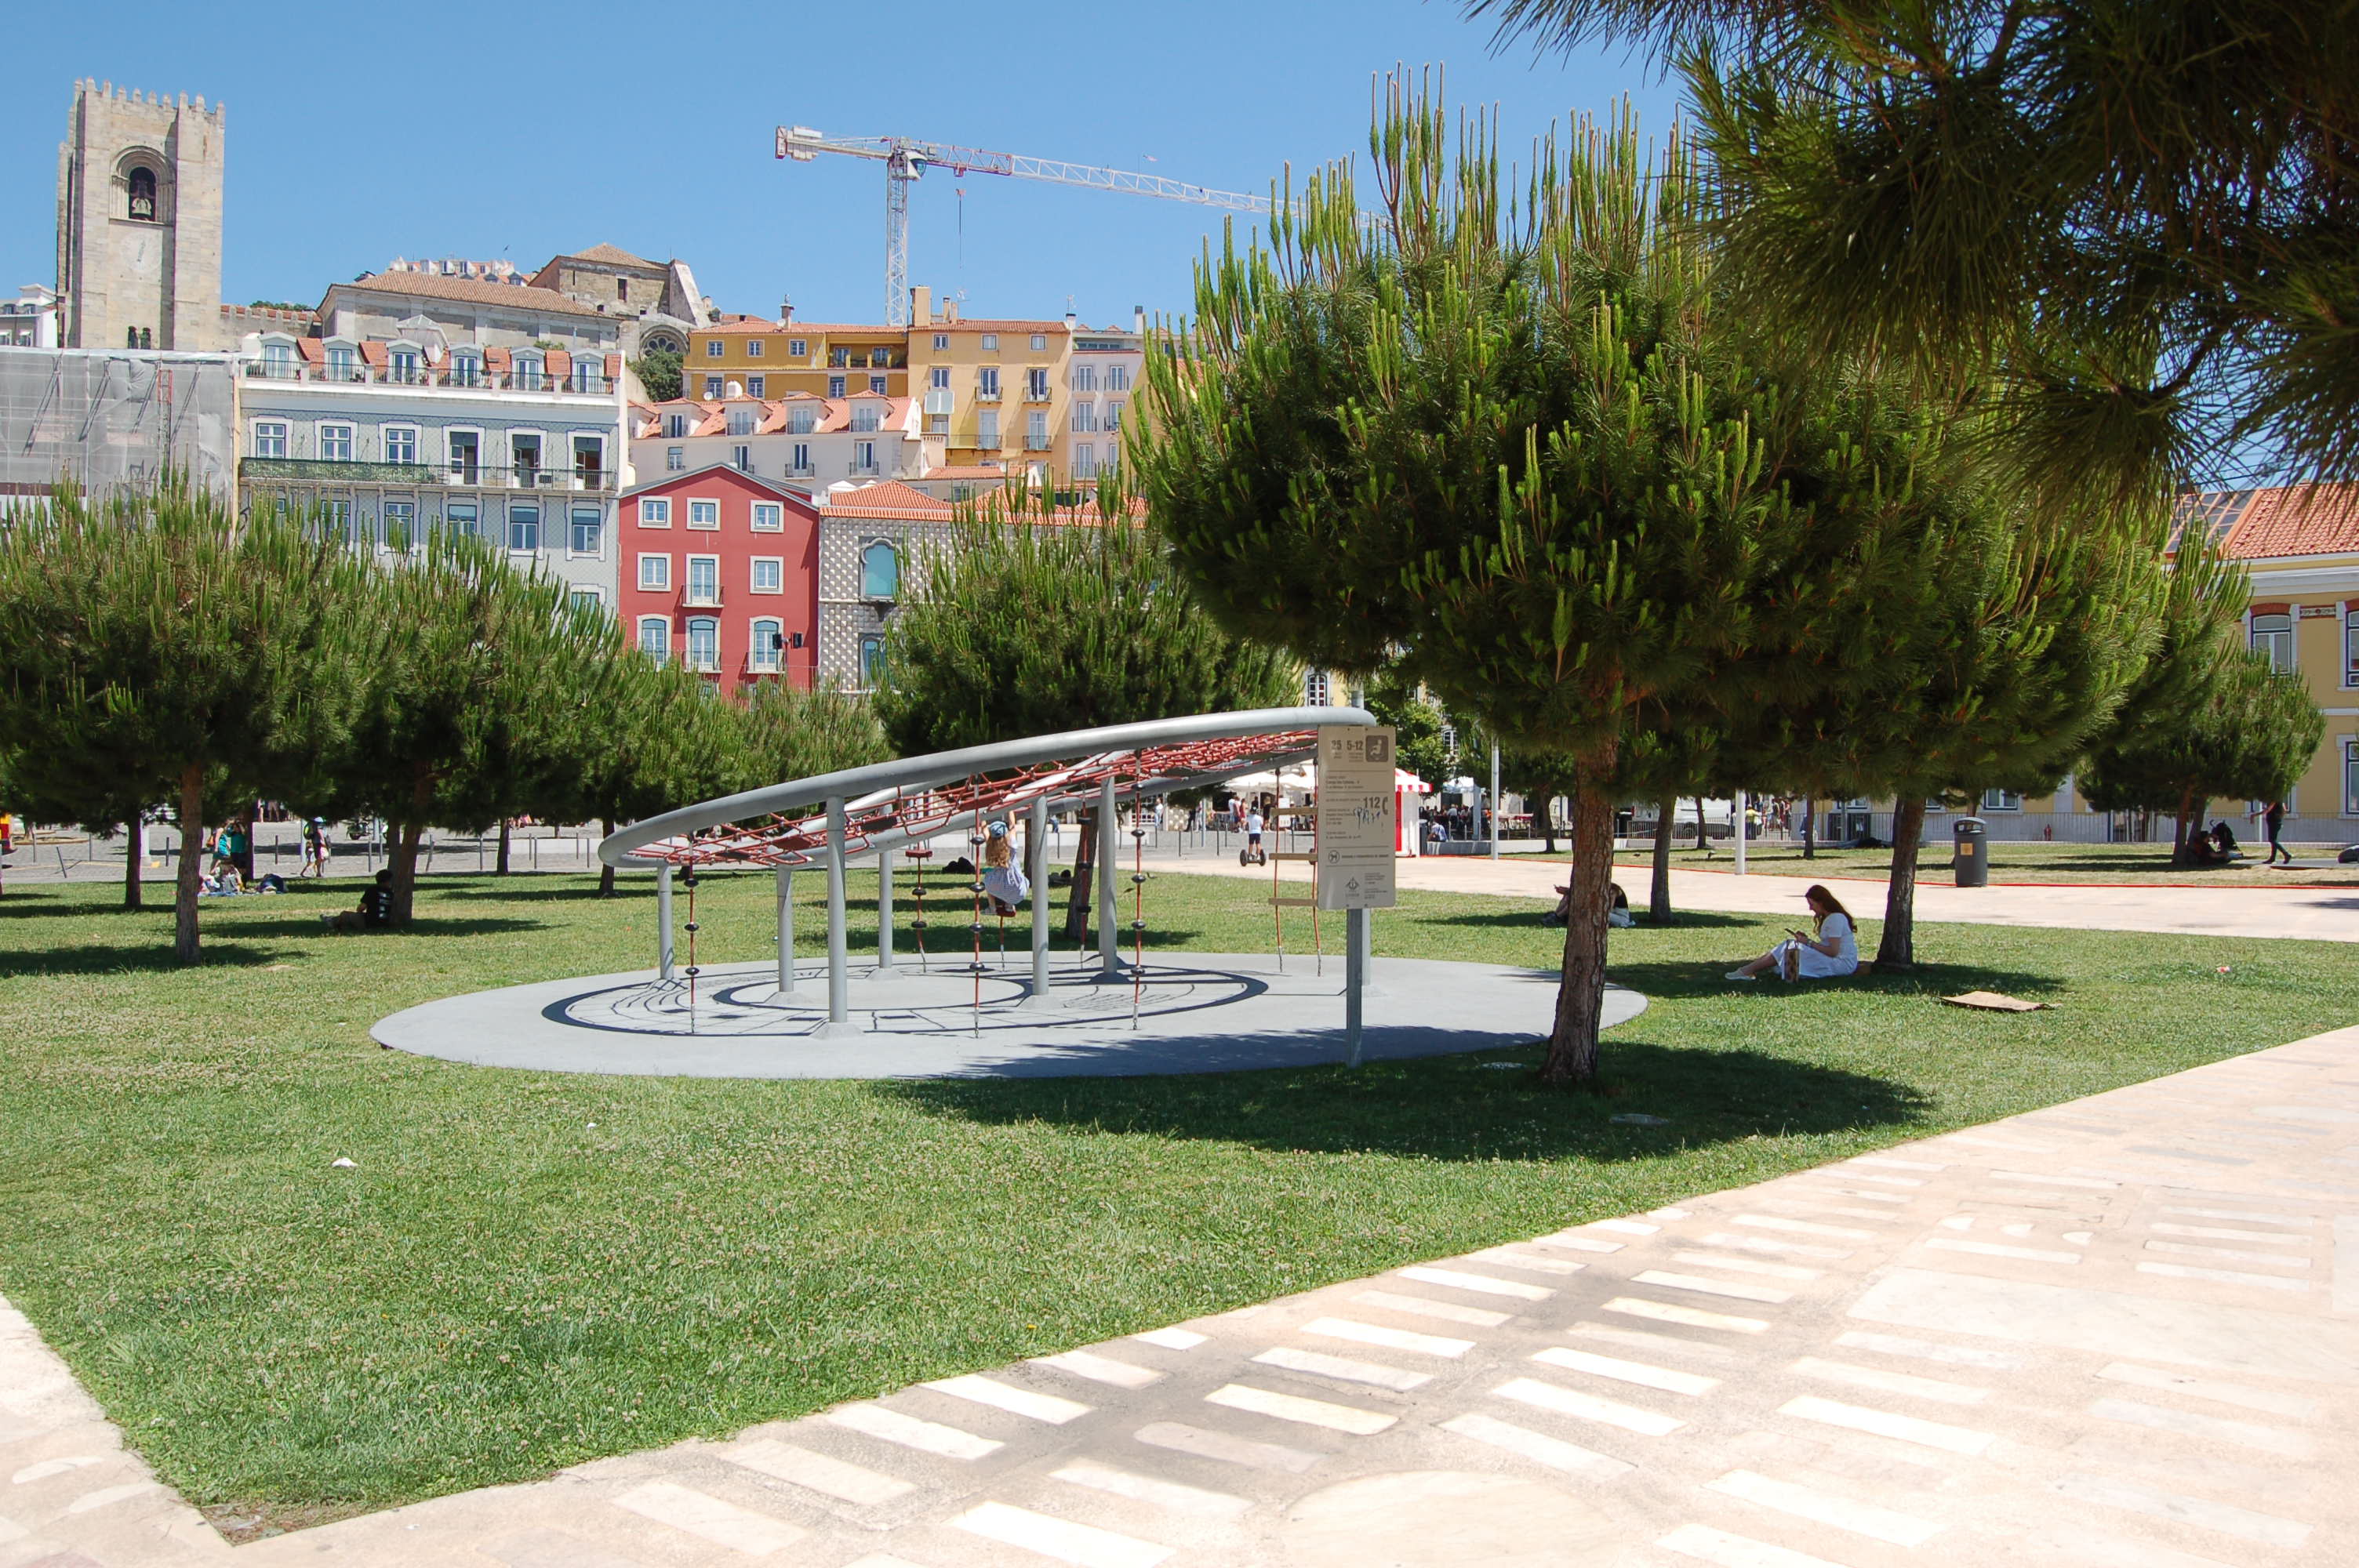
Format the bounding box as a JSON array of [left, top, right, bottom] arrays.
[[776, 125, 1274, 326]]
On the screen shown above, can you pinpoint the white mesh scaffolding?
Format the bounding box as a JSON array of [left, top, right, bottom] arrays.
[[0, 347, 237, 501]]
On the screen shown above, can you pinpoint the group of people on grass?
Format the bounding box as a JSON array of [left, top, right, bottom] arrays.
[[1543, 877, 1861, 982]]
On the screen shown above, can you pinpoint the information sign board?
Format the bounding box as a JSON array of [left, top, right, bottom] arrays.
[[1316, 725, 1398, 910]]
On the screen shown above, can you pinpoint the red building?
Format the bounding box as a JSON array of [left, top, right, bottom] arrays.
[[618, 465, 821, 690]]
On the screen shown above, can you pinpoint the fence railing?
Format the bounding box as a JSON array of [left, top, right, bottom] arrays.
[[241, 458, 616, 492], [243, 359, 614, 396]]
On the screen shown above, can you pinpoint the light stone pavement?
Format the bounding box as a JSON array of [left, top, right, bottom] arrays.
[[1147, 848, 2359, 944], [7, 1025, 2359, 1566]]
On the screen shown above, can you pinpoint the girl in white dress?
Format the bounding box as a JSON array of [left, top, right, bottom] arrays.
[[1728, 884, 1860, 982]]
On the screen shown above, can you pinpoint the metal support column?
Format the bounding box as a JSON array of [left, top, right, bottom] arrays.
[[1344, 906, 1372, 1067], [822, 796, 852, 1033], [1097, 775, 1120, 975], [775, 868, 796, 994], [1489, 742, 1502, 862], [1733, 788, 1749, 875], [1027, 793, 1052, 1007], [657, 864, 676, 979], [876, 847, 896, 970]]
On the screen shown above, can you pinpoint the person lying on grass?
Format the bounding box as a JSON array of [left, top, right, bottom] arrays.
[[1727, 884, 1859, 982]]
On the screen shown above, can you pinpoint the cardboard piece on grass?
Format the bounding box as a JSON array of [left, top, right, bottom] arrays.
[[1942, 990, 2054, 1013]]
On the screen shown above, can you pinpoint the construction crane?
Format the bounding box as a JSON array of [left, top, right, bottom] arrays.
[[776, 125, 1275, 326]]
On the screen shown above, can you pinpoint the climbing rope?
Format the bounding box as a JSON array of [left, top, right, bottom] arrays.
[[1129, 775, 1148, 1028], [968, 795, 988, 1034], [682, 869, 701, 1033], [906, 841, 931, 971]]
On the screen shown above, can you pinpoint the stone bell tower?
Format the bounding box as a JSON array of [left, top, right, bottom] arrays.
[[56, 80, 225, 351]]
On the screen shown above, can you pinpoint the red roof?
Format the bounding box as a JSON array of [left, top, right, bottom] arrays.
[[820, 480, 955, 521], [2177, 485, 2359, 560]]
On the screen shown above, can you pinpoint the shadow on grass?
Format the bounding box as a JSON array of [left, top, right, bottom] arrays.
[[0, 940, 291, 976], [1416, 908, 1763, 932], [877, 1036, 1928, 1160], [1605, 957, 2071, 1004], [216, 915, 551, 939]]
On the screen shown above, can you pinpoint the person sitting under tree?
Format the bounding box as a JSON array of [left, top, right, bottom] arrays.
[[321, 869, 395, 932], [1727, 884, 1861, 982]]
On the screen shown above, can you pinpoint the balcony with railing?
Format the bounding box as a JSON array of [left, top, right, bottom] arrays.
[[241, 457, 616, 492], [242, 356, 614, 397]]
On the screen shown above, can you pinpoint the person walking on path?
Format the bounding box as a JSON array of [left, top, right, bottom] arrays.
[[2251, 800, 2294, 866], [297, 817, 331, 879]]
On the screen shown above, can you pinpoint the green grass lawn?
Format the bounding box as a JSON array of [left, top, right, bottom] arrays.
[[0, 870, 2350, 1536], [1605, 838, 2359, 886]]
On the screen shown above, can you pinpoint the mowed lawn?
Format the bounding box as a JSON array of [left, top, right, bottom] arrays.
[[0, 870, 2350, 1534], [1606, 837, 2359, 887]]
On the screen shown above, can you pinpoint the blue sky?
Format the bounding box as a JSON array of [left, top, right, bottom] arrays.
[[2, 0, 1674, 328]]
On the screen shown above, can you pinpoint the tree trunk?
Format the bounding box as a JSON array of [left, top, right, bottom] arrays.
[[598, 818, 618, 898], [123, 820, 143, 910], [389, 770, 433, 925], [1541, 799, 1558, 855], [1803, 804, 1816, 859], [1061, 818, 1097, 946], [173, 765, 204, 963], [1648, 793, 1676, 924], [2170, 786, 2197, 867], [1694, 796, 1708, 852], [1876, 797, 1928, 971], [1540, 777, 1619, 1085], [496, 818, 513, 876]]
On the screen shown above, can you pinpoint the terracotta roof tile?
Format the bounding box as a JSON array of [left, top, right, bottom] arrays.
[[820, 479, 955, 521], [559, 242, 661, 269], [2178, 485, 2359, 560], [924, 464, 1009, 479], [336, 270, 609, 318]]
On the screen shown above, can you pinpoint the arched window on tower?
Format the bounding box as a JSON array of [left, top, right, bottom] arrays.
[[127, 167, 157, 222]]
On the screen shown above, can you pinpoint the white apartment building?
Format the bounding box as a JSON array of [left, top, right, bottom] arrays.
[[1063, 317, 1143, 485], [236, 332, 626, 608], [629, 391, 925, 498]]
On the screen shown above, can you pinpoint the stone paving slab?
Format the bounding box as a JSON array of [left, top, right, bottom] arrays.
[[7, 1026, 2359, 1565]]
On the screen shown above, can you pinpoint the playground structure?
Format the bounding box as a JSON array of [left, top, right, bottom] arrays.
[[369, 707, 1648, 1078], [598, 706, 1384, 1051]]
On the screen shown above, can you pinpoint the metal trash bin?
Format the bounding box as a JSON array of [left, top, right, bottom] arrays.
[[1952, 815, 1989, 887]]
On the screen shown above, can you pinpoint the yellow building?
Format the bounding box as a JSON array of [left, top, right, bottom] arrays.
[[1811, 485, 2359, 848], [903, 288, 1073, 485], [685, 312, 907, 405]]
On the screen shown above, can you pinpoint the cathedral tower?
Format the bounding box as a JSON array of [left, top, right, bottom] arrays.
[[56, 80, 225, 351]]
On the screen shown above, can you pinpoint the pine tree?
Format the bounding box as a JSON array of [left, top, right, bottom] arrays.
[[0, 480, 368, 959]]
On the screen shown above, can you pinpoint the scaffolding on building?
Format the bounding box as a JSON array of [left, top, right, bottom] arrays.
[[0, 347, 237, 503]]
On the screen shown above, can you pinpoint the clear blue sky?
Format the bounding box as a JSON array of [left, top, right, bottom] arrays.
[[2, 0, 1674, 328]]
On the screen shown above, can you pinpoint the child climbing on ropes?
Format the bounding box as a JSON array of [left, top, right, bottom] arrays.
[[981, 819, 1029, 916]]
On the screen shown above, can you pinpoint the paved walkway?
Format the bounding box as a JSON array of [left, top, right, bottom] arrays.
[[1148, 849, 2359, 943], [6, 1026, 2358, 1566]]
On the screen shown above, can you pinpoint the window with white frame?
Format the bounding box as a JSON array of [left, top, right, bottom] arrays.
[[788, 405, 816, 435], [569, 505, 602, 555], [1305, 670, 1332, 706], [854, 439, 878, 473], [728, 408, 754, 437], [981, 333, 999, 350], [1071, 401, 1097, 432], [253, 420, 288, 459], [638, 497, 671, 527], [664, 412, 688, 438], [1074, 444, 1097, 478], [860, 541, 900, 598], [514, 355, 543, 390], [571, 586, 603, 614], [447, 501, 480, 539], [732, 445, 752, 472], [1027, 411, 1049, 448], [452, 352, 482, 387], [828, 375, 847, 397], [2252, 612, 2295, 673], [932, 333, 950, 350], [704, 376, 725, 398], [745, 339, 763, 358], [261, 339, 295, 377], [750, 618, 782, 671], [751, 503, 783, 532], [1071, 365, 1097, 392], [751, 557, 783, 593], [706, 340, 725, 358], [979, 367, 1001, 398], [319, 423, 354, 462], [852, 403, 881, 433], [746, 375, 765, 398], [1981, 788, 2023, 812], [859, 633, 886, 688], [686, 616, 720, 670], [1107, 364, 1131, 392], [507, 503, 540, 552], [1106, 399, 1124, 430], [638, 617, 670, 662], [638, 553, 671, 590], [791, 442, 812, 473], [688, 499, 719, 529], [570, 357, 596, 392], [978, 410, 1000, 448], [322, 500, 351, 542], [1029, 334, 1047, 350], [788, 339, 808, 358], [1025, 368, 1050, 400], [382, 500, 415, 551], [868, 375, 886, 394], [686, 555, 720, 604], [666, 445, 685, 470], [383, 426, 418, 465], [2345, 606, 2359, 688], [931, 365, 951, 390], [326, 343, 358, 382]]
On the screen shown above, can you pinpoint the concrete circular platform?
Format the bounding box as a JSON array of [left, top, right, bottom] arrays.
[[369, 954, 1648, 1080]]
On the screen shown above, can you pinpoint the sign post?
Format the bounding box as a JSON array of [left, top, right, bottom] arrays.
[[1318, 725, 1398, 1068]]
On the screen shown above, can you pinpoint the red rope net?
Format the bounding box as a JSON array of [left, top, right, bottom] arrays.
[[633, 731, 1320, 869]]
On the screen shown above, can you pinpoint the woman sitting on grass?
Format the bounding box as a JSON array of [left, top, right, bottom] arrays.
[[1727, 884, 1859, 982]]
